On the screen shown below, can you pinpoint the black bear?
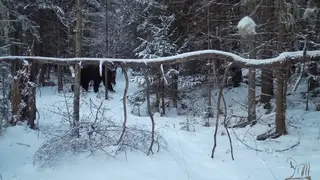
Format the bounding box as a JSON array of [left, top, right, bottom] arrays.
[[71, 65, 116, 93], [230, 66, 242, 87]]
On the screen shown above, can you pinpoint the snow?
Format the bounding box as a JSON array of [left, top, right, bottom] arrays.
[[1, 69, 320, 180], [160, 64, 168, 85], [237, 16, 257, 37], [303, 7, 318, 20], [1, 49, 320, 67], [69, 66, 75, 78]]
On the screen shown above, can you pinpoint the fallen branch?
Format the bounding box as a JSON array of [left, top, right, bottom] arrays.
[[1, 49, 319, 68], [274, 141, 300, 152]]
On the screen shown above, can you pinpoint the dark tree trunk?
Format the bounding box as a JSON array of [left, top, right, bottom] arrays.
[[260, 0, 275, 104], [261, 68, 274, 104], [57, 65, 63, 92], [275, 0, 288, 136], [275, 68, 287, 135]]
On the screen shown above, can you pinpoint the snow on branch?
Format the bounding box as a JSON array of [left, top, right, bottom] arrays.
[[1, 49, 320, 68], [237, 16, 257, 37]]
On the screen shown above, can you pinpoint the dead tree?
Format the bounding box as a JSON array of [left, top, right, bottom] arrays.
[[10, 60, 38, 129]]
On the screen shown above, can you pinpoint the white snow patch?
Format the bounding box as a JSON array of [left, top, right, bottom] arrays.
[[237, 16, 257, 37], [303, 7, 318, 20], [69, 66, 75, 78], [99, 60, 103, 77]]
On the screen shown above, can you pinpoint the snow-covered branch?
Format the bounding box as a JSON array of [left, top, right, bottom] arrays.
[[1, 49, 320, 68]]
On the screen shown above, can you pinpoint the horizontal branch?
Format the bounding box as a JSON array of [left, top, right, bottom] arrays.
[[0, 49, 320, 68]]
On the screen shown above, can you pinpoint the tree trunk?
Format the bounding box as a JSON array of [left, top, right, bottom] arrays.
[[104, 64, 109, 100], [28, 80, 37, 129], [261, 68, 273, 104], [73, 0, 82, 134], [144, 70, 155, 155], [275, 68, 287, 135], [260, 0, 275, 104], [39, 64, 46, 86], [155, 72, 161, 112], [56, 24, 63, 92], [248, 35, 256, 123], [10, 76, 20, 124], [28, 61, 37, 129], [161, 78, 165, 115], [57, 65, 63, 92], [275, 0, 288, 136], [117, 65, 129, 144], [171, 65, 178, 108], [0, 0, 10, 55], [101, 0, 109, 99]]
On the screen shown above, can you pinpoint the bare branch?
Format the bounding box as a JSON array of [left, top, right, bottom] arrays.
[[117, 65, 129, 145], [211, 62, 233, 159]]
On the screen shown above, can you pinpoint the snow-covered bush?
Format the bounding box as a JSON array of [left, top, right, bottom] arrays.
[[33, 96, 167, 168], [180, 117, 197, 132], [127, 90, 146, 116]]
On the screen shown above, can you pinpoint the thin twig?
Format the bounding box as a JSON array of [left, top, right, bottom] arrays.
[[211, 62, 233, 159], [117, 65, 129, 145], [222, 93, 235, 160], [144, 70, 155, 155]]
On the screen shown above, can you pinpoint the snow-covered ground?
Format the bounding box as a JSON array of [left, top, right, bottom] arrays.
[[1, 69, 319, 180]]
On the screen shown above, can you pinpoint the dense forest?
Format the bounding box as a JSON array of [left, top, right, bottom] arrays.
[[1, 0, 320, 179]]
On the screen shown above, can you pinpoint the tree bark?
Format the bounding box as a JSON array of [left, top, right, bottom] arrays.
[[73, 0, 82, 134], [39, 64, 46, 86], [161, 78, 165, 115], [260, 0, 275, 104], [117, 65, 129, 144], [0, 0, 10, 55], [10, 76, 20, 125], [56, 25, 63, 92], [171, 65, 178, 108], [144, 70, 155, 155], [104, 64, 109, 99], [28, 61, 37, 129], [261, 68, 273, 103], [57, 65, 63, 92], [275, 0, 288, 136], [101, 0, 109, 99], [275, 68, 287, 135], [248, 35, 257, 123], [155, 71, 161, 112]]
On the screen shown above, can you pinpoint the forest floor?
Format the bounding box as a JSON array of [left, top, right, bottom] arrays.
[[1, 69, 320, 180]]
